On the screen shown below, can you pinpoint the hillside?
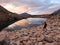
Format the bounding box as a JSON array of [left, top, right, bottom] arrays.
[[51, 9, 60, 15], [0, 9, 60, 45], [0, 5, 52, 31]]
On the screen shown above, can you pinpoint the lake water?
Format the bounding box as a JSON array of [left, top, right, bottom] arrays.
[[27, 18, 46, 24], [6, 18, 46, 31]]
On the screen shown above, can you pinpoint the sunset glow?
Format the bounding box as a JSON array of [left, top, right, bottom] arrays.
[[0, 0, 60, 14], [3, 4, 31, 14]]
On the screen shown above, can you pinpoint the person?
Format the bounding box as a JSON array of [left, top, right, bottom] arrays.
[[43, 22, 47, 29]]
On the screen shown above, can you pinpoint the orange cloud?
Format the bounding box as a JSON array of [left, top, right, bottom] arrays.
[[2, 4, 31, 14], [11, 6, 31, 13], [0, 3, 6, 6]]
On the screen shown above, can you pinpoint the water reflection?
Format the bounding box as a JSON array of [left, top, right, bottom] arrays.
[[6, 18, 46, 31], [8, 18, 47, 28], [27, 18, 46, 24]]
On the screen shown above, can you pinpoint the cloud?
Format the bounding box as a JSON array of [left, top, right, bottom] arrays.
[[3, 4, 31, 13], [0, 0, 60, 14]]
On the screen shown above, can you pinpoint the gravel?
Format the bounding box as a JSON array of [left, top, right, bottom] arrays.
[[0, 14, 60, 45]]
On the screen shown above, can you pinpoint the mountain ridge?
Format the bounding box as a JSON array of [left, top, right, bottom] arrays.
[[0, 5, 60, 31]]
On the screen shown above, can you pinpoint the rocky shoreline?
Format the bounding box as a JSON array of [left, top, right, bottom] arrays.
[[0, 14, 60, 45]]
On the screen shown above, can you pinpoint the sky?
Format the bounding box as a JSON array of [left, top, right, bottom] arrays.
[[0, 0, 60, 14]]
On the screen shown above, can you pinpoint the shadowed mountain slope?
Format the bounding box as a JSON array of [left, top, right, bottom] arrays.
[[1, 9, 60, 45], [0, 5, 60, 31], [0, 5, 26, 30], [51, 9, 60, 15], [0, 5, 52, 31]]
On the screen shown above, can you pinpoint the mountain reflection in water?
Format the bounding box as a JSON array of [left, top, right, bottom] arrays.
[[5, 18, 46, 31], [27, 18, 46, 24]]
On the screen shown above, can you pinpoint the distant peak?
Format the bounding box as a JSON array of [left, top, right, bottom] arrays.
[[19, 12, 31, 17], [20, 12, 30, 15]]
